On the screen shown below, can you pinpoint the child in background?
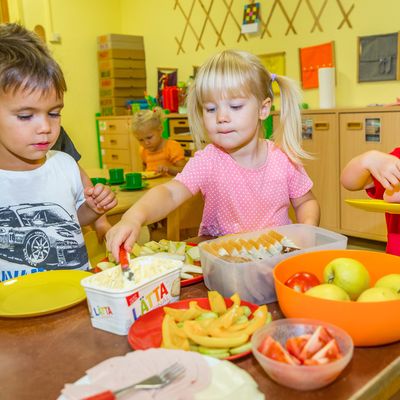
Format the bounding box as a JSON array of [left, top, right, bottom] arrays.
[[132, 107, 186, 176], [341, 148, 400, 255], [0, 23, 117, 281], [107, 49, 320, 260]]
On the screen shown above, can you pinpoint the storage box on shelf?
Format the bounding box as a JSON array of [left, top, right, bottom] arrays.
[[97, 34, 146, 116], [97, 116, 142, 172]]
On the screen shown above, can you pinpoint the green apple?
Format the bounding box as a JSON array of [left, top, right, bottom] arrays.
[[305, 283, 350, 301], [323, 258, 370, 300], [374, 274, 400, 294], [357, 287, 400, 302]]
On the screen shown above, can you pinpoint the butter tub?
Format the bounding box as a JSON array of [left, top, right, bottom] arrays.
[[81, 256, 182, 335], [199, 224, 347, 305]]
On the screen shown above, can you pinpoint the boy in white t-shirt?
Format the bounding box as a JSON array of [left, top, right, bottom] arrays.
[[0, 23, 117, 281]]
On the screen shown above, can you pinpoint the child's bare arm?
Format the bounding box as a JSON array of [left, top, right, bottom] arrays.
[[291, 190, 320, 226], [106, 180, 193, 261], [341, 150, 400, 191]]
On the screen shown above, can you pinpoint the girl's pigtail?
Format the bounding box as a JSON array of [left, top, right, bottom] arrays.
[[273, 74, 311, 165]]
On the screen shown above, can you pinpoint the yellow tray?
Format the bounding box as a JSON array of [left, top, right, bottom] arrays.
[[0, 270, 91, 318], [345, 199, 400, 214]]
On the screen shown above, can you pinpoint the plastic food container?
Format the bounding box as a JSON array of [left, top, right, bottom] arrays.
[[199, 224, 347, 305], [251, 318, 353, 390], [81, 256, 182, 335]]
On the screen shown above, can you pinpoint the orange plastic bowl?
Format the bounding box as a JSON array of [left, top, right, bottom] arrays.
[[273, 250, 400, 346]]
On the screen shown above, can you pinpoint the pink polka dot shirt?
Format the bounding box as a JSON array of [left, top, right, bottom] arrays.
[[175, 141, 313, 237]]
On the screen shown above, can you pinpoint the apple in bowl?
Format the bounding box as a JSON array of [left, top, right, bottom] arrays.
[[273, 250, 400, 346]]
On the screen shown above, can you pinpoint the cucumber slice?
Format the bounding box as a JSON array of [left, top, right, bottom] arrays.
[[234, 315, 249, 325], [241, 306, 251, 317], [198, 346, 230, 356], [187, 246, 200, 261], [229, 341, 252, 355], [195, 312, 218, 321]]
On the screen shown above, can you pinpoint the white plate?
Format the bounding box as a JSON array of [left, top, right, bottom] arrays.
[[58, 354, 263, 400]]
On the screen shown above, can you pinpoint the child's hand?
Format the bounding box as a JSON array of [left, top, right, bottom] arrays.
[[84, 184, 117, 214], [106, 219, 142, 261], [366, 151, 400, 190]]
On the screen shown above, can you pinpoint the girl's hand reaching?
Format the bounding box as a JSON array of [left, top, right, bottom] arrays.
[[105, 219, 142, 262], [84, 184, 117, 214]]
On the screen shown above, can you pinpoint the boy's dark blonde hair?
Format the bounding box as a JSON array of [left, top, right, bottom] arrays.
[[187, 49, 309, 164], [0, 23, 66, 98], [131, 107, 165, 134]]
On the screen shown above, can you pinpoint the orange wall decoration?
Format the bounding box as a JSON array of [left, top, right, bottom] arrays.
[[299, 42, 335, 89]]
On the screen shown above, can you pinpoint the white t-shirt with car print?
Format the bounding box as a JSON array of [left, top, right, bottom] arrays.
[[0, 151, 89, 282]]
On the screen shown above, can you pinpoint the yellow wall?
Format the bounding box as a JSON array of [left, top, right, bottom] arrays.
[[6, 0, 400, 168]]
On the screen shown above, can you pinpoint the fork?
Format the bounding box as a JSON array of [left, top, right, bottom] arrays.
[[84, 362, 186, 400]]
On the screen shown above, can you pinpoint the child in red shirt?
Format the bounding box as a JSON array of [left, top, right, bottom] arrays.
[[341, 148, 400, 255], [132, 107, 186, 176]]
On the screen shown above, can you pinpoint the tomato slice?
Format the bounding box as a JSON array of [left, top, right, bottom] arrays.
[[258, 335, 300, 365], [311, 338, 342, 362], [298, 326, 327, 361], [286, 334, 311, 360]]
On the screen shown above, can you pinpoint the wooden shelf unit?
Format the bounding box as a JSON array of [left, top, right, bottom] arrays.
[[96, 115, 142, 172]]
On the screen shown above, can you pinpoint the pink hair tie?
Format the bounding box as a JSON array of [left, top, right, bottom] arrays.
[[270, 73, 276, 82]]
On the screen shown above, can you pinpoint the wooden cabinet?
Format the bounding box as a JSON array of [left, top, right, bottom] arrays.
[[339, 110, 400, 241], [301, 111, 339, 231], [97, 116, 142, 171], [167, 114, 195, 159], [273, 111, 339, 231], [273, 106, 400, 242]]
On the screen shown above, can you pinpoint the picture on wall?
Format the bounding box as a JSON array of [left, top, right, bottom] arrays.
[[299, 42, 335, 89], [258, 52, 286, 95], [241, 2, 260, 34], [358, 32, 400, 82]]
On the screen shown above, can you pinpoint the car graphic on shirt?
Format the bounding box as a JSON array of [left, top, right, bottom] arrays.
[[0, 203, 88, 269]]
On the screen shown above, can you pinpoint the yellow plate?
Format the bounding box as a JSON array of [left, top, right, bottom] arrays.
[[345, 199, 400, 214], [0, 270, 91, 318]]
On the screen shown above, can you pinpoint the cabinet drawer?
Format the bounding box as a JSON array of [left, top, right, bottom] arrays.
[[100, 134, 129, 149], [101, 148, 131, 165], [98, 118, 130, 134], [169, 118, 190, 137]]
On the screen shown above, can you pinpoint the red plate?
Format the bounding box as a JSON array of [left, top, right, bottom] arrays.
[[180, 271, 203, 287], [128, 297, 259, 361]]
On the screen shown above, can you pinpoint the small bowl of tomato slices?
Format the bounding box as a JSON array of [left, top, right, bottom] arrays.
[[251, 318, 353, 391]]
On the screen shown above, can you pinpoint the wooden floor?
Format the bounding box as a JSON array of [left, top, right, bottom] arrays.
[[347, 236, 386, 252]]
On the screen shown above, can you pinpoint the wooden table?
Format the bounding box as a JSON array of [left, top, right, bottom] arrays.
[[86, 169, 203, 241], [1, 279, 399, 400]]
